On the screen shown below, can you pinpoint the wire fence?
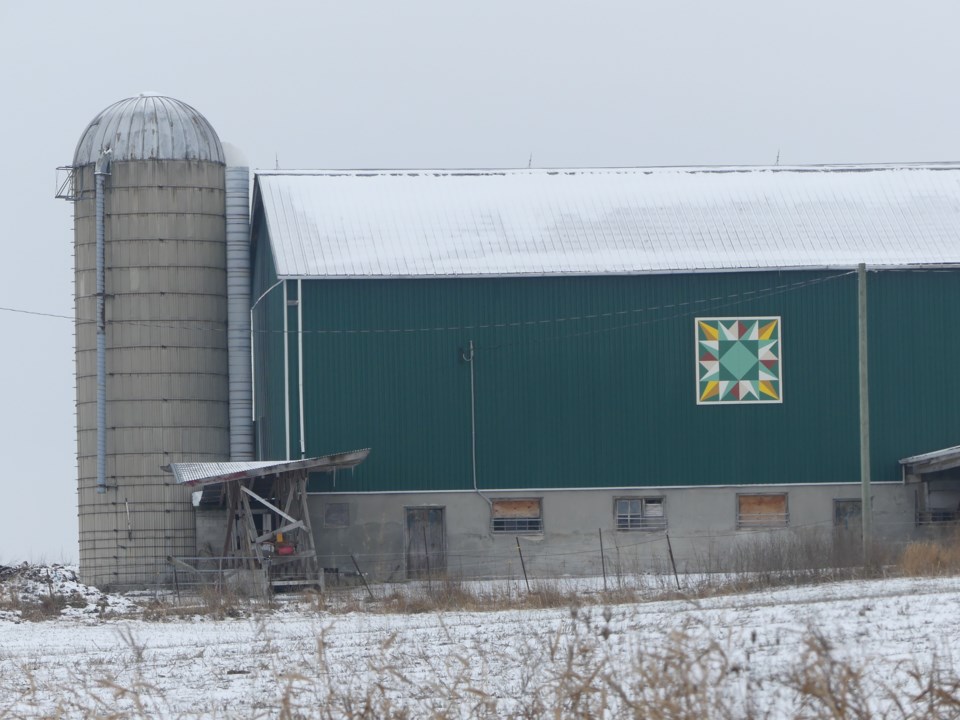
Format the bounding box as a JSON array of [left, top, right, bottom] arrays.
[[156, 514, 956, 601]]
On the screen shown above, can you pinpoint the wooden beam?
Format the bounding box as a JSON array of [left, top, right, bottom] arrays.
[[283, 481, 296, 516], [221, 483, 238, 559], [297, 472, 321, 584], [240, 485, 299, 525], [239, 487, 265, 567], [255, 520, 305, 544]]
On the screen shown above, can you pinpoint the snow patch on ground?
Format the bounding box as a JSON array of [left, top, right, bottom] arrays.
[[0, 563, 138, 621], [1, 571, 959, 717]]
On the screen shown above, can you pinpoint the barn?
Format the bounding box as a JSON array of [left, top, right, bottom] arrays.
[[63, 94, 960, 588], [245, 166, 960, 580]]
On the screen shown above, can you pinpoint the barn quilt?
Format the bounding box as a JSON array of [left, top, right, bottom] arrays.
[[696, 317, 781, 404]]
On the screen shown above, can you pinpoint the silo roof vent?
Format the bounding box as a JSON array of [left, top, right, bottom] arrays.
[[73, 94, 225, 167]]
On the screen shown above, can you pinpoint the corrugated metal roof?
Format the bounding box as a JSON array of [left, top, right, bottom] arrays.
[[256, 164, 960, 278], [167, 449, 370, 487], [900, 445, 960, 477], [168, 460, 282, 486], [73, 93, 224, 167], [167, 450, 371, 507], [900, 445, 960, 466]]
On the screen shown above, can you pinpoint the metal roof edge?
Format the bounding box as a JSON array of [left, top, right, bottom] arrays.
[[253, 161, 960, 177], [166, 449, 371, 487], [308, 480, 904, 495], [900, 445, 960, 466], [274, 264, 960, 281]]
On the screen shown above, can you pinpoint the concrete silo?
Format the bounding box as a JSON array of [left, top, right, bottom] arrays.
[[68, 94, 236, 588]]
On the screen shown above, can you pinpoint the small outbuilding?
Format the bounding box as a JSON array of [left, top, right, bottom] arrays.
[[166, 450, 368, 592]]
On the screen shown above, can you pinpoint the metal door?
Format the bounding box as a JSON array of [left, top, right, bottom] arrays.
[[406, 507, 446, 579], [834, 499, 862, 530], [833, 499, 862, 565]]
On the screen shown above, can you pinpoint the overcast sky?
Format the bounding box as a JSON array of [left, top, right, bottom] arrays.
[[1, 0, 959, 563]]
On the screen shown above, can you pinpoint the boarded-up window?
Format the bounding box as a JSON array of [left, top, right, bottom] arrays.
[[616, 497, 667, 531], [737, 494, 788, 529], [491, 499, 542, 533], [324, 502, 350, 528]]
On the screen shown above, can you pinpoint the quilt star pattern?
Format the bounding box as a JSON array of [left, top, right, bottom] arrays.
[[696, 317, 781, 404]]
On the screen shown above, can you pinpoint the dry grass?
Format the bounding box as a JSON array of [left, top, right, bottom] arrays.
[[0, 530, 927, 624], [10, 538, 960, 716], [0, 583, 88, 622], [140, 583, 274, 621], [127, 531, 902, 620], [899, 534, 960, 577], [6, 609, 960, 719]]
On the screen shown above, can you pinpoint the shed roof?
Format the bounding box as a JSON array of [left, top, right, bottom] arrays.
[[255, 164, 960, 279], [900, 445, 960, 477], [165, 450, 370, 506]]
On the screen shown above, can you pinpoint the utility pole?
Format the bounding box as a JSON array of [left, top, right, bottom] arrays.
[[858, 263, 873, 566]]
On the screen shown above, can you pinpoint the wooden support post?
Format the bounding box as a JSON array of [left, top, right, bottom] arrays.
[[239, 485, 265, 569], [221, 483, 238, 560], [283, 480, 297, 517], [296, 472, 321, 585]]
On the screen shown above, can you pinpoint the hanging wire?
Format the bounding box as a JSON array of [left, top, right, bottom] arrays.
[[1, 269, 855, 341]]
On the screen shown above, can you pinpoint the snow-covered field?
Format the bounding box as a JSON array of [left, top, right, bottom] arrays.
[[1, 567, 959, 718]]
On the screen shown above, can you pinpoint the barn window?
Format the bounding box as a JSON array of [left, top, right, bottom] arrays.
[[615, 497, 666, 531], [491, 499, 542, 533], [323, 502, 350, 528], [737, 493, 789, 529]]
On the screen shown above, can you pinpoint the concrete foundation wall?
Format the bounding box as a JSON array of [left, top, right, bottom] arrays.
[[195, 508, 229, 557], [309, 483, 918, 582]]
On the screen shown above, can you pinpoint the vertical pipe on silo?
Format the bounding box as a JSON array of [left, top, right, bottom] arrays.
[[226, 166, 253, 460], [94, 150, 111, 494]]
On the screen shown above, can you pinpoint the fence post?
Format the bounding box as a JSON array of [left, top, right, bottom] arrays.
[[516, 537, 531, 593], [423, 525, 432, 593], [665, 533, 681, 590], [351, 554, 376, 601], [599, 528, 608, 592]]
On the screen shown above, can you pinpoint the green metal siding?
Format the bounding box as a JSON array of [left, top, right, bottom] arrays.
[[251, 241, 960, 492], [251, 214, 286, 460], [869, 270, 960, 480], [292, 270, 869, 492]]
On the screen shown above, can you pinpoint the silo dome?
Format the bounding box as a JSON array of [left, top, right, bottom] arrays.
[[73, 93, 225, 167]]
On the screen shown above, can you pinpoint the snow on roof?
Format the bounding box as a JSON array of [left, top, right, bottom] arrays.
[[255, 164, 960, 278], [166, 450, 370, 487], [167, 451, 371, 507], [166, 460, 285, 486]]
